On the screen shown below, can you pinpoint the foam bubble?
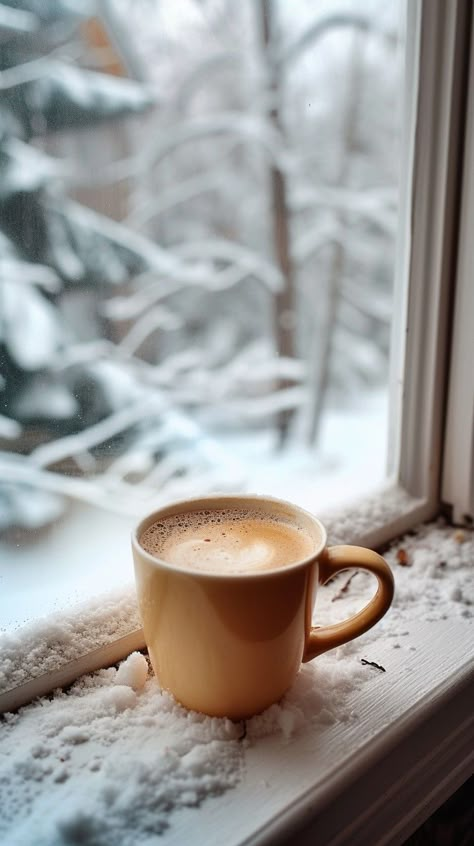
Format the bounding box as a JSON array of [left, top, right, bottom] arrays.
[[139, 508, 315, 574]]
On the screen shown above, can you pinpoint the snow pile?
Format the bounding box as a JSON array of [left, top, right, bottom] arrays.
[[385, 523, 474, 621], [0, 589, 142, 694], [310, 519, 473, 636], [0, 521, 472, 844], [246, 657, 367, 741], [323, 484, 418, 546], [0, 651, 365, 845], [114, 650, 148, 690]]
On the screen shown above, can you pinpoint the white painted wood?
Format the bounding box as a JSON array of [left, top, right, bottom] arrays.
[[158, 620, 474, 846], [390, 0, 471, 507], [442, 11, 474, 525], [386, 0, 420, 482]]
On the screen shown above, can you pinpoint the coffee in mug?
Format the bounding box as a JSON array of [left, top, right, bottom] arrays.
[[132, 495, 394, 720], [139, 507, 316, 574]]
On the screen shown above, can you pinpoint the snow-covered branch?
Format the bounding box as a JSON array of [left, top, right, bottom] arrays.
[[0, 57, 51, 90], [278, 13, 372, 71], [291, 184, 397, 234], [102, 278, 180, 321], [0, 415, 22, 440], [175, 50, 242, 112], [118, 305, 183, 354], [293, 219, 344, 265], [30, 397, 164, 469], [143, 112, 284, 172], [0, 260, 61, 293], [174, 238, 283, 293], [126, 158, 236, 227], [70, 110, 285, 189]]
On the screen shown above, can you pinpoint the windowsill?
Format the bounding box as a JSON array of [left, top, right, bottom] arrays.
[[175, 620, 473, 846], [1, 518, 472, 844], [0, 482, 428, 708]]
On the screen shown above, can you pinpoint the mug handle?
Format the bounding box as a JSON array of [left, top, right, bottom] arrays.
[[303, 545, 395, 662]]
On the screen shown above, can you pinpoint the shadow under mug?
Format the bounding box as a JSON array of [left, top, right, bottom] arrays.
[[132, 495, 394, 720]]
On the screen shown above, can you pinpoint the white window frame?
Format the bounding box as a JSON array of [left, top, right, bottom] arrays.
[[382, 0, 470, 532], [1, 7, 473, 842], [310, 0, 471, 553], [442, 7, 474, 525]]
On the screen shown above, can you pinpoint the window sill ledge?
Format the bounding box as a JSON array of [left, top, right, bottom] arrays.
[[233, 619, 473, 846], [2, 623, 472, 846], [1, 519, 473, 845]]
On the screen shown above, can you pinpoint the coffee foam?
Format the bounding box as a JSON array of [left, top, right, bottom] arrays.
[[139, 508, 315, 574]]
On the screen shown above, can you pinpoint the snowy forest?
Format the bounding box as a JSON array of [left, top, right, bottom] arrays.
[[0, 0, 404, 532]]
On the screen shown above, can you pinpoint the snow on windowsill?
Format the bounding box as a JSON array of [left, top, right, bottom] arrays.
[[0, 519, 472, 845]]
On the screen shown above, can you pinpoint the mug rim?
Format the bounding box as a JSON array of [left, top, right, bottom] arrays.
[[131, 493, 327, 579]]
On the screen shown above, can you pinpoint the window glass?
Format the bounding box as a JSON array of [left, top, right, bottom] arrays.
[[0, 0, 405, 628]]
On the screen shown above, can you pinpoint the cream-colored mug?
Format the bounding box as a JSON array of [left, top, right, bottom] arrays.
[[132, 495, 394, 720]]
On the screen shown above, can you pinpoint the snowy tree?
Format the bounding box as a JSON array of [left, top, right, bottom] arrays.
[[0, 0, 155, 527], [0, 0, 403, 532], [125, 0, 401, 441]]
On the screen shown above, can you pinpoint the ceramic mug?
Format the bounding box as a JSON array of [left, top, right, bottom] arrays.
[[132, 495, 394, 720]]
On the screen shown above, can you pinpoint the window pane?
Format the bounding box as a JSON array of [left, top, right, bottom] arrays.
[[0, 0, 405, 628]]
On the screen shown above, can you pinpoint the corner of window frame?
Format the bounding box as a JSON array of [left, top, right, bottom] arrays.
[[362, 0, 474, 550]]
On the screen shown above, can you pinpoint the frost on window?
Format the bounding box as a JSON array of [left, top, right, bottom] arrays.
[[0, 0, 404, 537]]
